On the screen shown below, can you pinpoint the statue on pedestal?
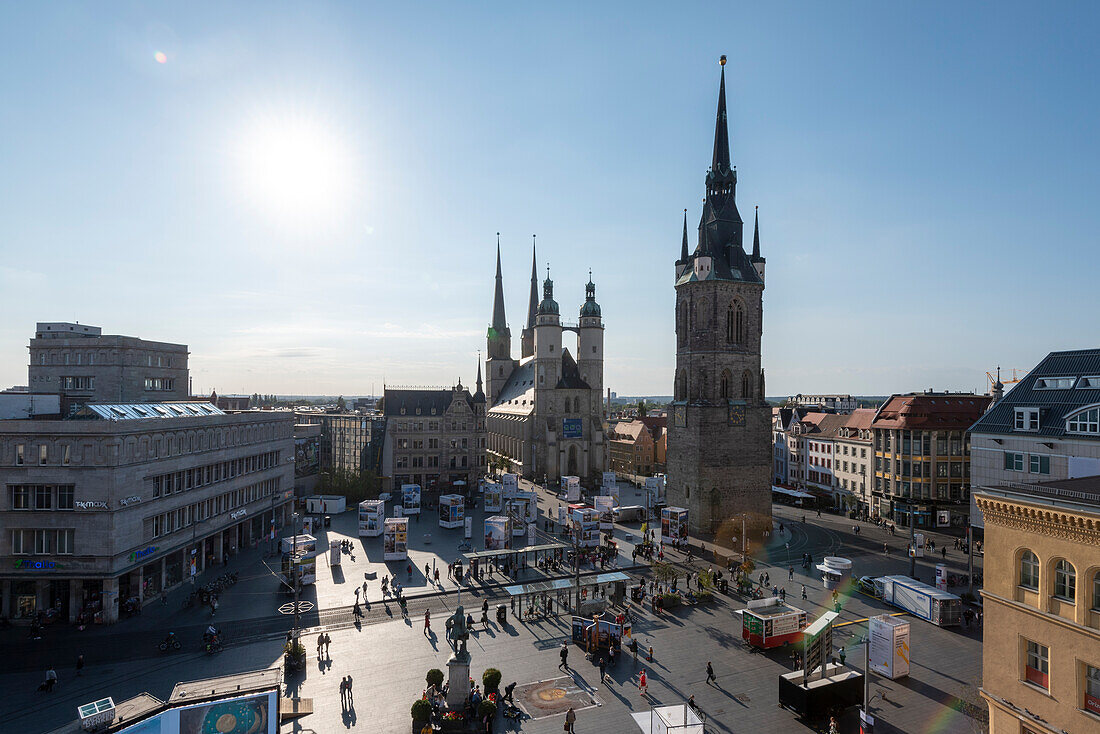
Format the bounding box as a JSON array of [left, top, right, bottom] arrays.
[[446, 605, 469, 656]]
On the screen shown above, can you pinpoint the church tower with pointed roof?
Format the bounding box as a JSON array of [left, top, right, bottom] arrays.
[[667, 57, 772, 541]]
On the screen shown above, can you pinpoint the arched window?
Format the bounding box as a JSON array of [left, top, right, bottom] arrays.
[[741, 370, 752, 399], [697, 298, 707, 329], [1019, 550, 1039, 589], [727, 301, 744, 343], [719, 370, 732, 400], [1053, 559, 1076, 601], [573, 397, 580, 413], [1092, 571, 1100, 610], [676, 370, 687, 401]]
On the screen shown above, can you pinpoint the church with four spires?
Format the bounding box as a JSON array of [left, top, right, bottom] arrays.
[[484, 241, 608, 485]]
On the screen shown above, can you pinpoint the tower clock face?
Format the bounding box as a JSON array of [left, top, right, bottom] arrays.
[[728, 404, 746, 426]]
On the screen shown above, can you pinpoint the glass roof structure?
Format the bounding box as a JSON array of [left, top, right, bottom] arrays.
[[78, 402, 226, 420]]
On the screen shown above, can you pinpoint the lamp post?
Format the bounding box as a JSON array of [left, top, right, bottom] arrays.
[[291, 511, 301, 643]]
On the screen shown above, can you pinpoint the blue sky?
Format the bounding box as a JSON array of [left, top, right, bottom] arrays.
[[1, 2, 1097, 397]]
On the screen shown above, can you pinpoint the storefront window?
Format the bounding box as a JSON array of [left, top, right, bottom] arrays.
[[142, 559, 162, 597], [165, 551, 183, 588]]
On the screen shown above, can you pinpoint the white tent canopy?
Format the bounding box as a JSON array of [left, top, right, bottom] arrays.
[[630, 703, 704, 734]]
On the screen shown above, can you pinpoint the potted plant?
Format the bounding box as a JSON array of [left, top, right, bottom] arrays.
[[478, 699, 498, 720], [284, 638, 306, 672], [482, 668, 502, 695], [426, 668, 444, 689], [411, 698, 431, 724]]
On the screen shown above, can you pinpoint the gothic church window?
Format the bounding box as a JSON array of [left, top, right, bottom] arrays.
[[741, 370, 752, 399], [720, 370, 732, 400], [727, 301, 744, 343]]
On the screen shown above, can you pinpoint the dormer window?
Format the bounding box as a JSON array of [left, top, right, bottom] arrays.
[[1077, 376, 1100, 389], [1066, 407, 1100, 435], [1034, 376, 1075, 390], [1014, 408, 1039, 431]]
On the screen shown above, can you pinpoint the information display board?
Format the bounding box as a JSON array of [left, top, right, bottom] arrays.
[[562, 418, 582, 439], [501, 473, 519, 499], [571, 507, 599, 548], [869, 615, 910, 679], [401, 484, 421, 515], [484, 515, 512, 550], [383, 517, 408, 560], [594, 496, 615, 531], [484, 482, 503, 513], [438, 494, 464, 529], [661, 507, 688, 541], [561, 475, 581, 501], [358, 500, 384, 537], [116, 690, 278, 734]]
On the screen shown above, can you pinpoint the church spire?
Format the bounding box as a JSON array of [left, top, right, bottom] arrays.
[[526, 235, 539, 330], [711, 55, 730, 174], [751, 206, 760, 259], [475, 353, 483, 395], [680, 209, 689, 261], [491, 234, 507, 331]]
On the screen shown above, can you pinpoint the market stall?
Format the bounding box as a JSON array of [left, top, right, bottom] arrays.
[[358, 499, 384, 537], [740, 596, 808, 649], [439, 494, 464, 529], [401, 484, 421, 515], [661, 507, 688, 541], [383, 517, 408, 561]]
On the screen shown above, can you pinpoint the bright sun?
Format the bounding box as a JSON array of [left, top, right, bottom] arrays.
[[236, 114, 355, 231]]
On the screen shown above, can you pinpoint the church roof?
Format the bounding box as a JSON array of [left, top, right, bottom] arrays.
[[488, 359, 536, 416]]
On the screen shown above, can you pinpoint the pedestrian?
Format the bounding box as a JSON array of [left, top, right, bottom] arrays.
[[647, 646, 653, 662], [560, 643, 569, 670], [638, 669, 648, 696], [76, 654, 84, 677], [839, 647, 846, 665], [346, 674, 353, 703], [211, 597, 218, 616], [599, 657, 607, 684], [339, 677, 347, 707], [44, 666, 58, 692], [434, 568, 440, 585], [883, 542, 889, 555], [565, 706, 577, 733], [788, 566, 794, 581], [801, 584, 807, 600], [160, 589, 168, 606], [425, 609, 431, 634], [324, 632, 331, 655], [317, 632, 324, 658], [941, 547, 947, 559], [362, 580, 369, 599], [407, 562, 413, 580], [354, 586, 360, 603], [706, 661, 716, 685]]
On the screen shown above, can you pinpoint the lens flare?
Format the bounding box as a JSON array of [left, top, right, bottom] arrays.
[[154, 51, 168, 64]]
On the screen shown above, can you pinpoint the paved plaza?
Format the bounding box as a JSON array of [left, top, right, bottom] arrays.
[[1, 485, 989, 733]]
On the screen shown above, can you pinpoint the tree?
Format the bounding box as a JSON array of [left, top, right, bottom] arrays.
[[637, 400, 648, 417], [651, 560, 677, 586], [336, 395, 347, 411]]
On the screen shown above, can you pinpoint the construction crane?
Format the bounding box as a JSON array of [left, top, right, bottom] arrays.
[[987, 367, 1027, 389]]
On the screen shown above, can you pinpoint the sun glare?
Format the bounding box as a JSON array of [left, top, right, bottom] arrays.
[[235, 114, 355, 232]]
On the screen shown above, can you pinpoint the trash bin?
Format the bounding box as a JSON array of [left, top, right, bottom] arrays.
[[496, 604, 507, 624], [324, 515, 332, 528]]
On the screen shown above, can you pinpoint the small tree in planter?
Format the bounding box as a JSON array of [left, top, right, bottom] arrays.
[[411, 698, 431, 723], [478, 699, 498, 720], [482, 668, 502, 694], [283, 639, 306, 671], [426, 668, 444, 690]]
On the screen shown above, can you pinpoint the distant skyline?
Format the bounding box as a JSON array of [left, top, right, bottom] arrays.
[[2, 3, 1098, 397]]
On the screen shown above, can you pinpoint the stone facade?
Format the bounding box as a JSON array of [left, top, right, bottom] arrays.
[[665, 60, 772, 540], [0, 409, 295, 623], [28, 322, 189, 414]]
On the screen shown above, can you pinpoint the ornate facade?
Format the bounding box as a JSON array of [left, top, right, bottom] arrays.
[[666, 58, 772, 540], [485, 241, 607, 485]]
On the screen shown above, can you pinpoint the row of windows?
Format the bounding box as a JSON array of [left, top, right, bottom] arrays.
[[151, 450, 281, 497], [874, 431, 967, 456], [396, 454, 479, 469], [35, 351, 176, 367], [876, 457, 969, 478], [874, 478, 965, 501], [14, 444, 63, 466], [144, 377, 176, 391], [1018, 550, 1100, 607], [59, 376, 95, 390], [10, 484, 75, 510], [144, 478, 277, 541], [1003, 452, 1051, 474], [676, 300, 747, 345], [1067, 407, 1100, 434], [394, 421, 479, 432], [11, 528, 75, 555]]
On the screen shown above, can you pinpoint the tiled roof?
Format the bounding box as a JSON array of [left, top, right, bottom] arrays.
[[382, 389, 472, 417], [872, 393, 990, 431], [841, 408, 876, 431], [970, 348, 1100, 441], [488, 360, 535, 416]]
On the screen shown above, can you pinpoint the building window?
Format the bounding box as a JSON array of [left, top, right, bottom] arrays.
[[1033, 376, 1075, 390], [11, 485, 31, 509], [12, 529, 30, 555], [1066, 407, 1100, 435], [34, 529, 53, 554], [1025, 640, 1049, 689], [1029, 455, 1050, 474], [1086, 665, 1100, 717], [56, 529, 74, 554], [39, 445, 47, 465], [57, 485, 74, 510], [1003, 452, 1024, 471], [1093, 572, 1100, 611], [62, 445, 71, 465], [1053, 559, 1076, 601], [1019, 550, 1039, 590], [35, 485, 52, 510], [16, 444, 24, 465], [1014, 408, 1040, 431]]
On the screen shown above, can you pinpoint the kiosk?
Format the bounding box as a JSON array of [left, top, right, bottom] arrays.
[[501, 473, 519, 499], [484, 481, 503, 512], [741, 596, 808, 649], [383, 517, 408, 560], [661, 507, 688, 541], [572, 613, 631, 653], [401, 484, 421, 515], [358, 499, 384, 537], [484, 515, 512, 550], [280, 535, 318, 586], [439, 494, 465, 529], [816, 556, 853, 590]]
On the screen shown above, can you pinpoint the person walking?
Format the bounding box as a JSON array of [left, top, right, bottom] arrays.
[[211, 596, 218, 616], [434, 567, 440, 585], [316, 632, 324, 659], [638, 669, 648, 696], [424, 609, 431, 635], [565, 706, 577, 733], [346, 674, 354, 704], [598, 657, 607, 685], [76, 654, 85, 677], [941, 546, 947, 559], [323, 632, 331, 656], [339, 677, 348, 708], [44, 666, 58, 692], [801, 584, 807, 600], [559, 643, 569, 670], [788, 566, 794, 581], [160, 589, 168, 606], [354, 586, 360, 604], [706, 661, 716, 685]]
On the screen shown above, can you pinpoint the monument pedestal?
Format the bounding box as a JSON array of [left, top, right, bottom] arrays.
[[446, 650, 471, 711]]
